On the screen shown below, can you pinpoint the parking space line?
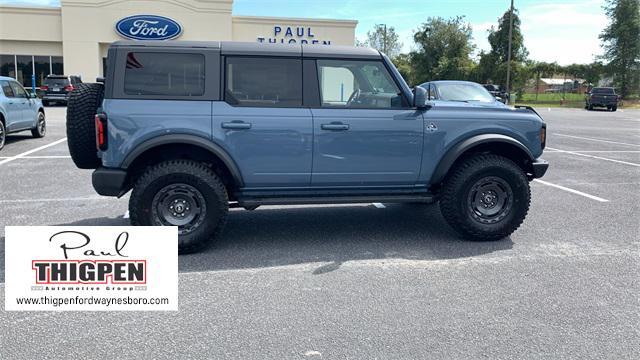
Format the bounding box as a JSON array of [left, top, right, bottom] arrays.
[[552, 134, 640, 147], [0, 196, 104, 204], [372, 203, 386, 209], [0, 138, 68, 166], [546, 147, 640, 167], [544, 150, 640, 153], [0, 155, 71, 159], [533, 179, 609, 202]]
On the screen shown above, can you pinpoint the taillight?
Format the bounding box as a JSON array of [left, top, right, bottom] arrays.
[[65, 84, 74, 92], [540, 125, 546, 150], [95, 113, 108, 151], [40, 85, 49, 91]]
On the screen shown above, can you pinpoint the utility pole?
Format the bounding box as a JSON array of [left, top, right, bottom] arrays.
[[383, 24, 388, 55], [505, 0, 514, 104]]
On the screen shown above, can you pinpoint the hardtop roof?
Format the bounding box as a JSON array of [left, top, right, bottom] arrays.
[[110, 40, 382, 59]]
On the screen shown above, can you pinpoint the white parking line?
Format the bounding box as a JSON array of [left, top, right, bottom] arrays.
[[0, 155, 71, 159], [0, 138, 68, 166], [372, 203, 386, 209], [0, 196, 104, 204], [533, 179, 609, 202], [546, 147, 640, 167], [552, 133, 640, 147], [544, 150, 640, 153]]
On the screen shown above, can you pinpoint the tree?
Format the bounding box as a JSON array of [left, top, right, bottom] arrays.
[[392, 53, 414, 85], [479, 8, 529, 95], [599, 0, 640, 98], [530, 61, 558, 100], [409, 16, 475, 83], [365, 24, 403, 58]]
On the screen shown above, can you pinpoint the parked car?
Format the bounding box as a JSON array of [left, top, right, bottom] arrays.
[[419, 81, 508, 108], [40, 74, 82, 106], [482, 84, 510, 103], [585, 87, 619, 111], [65, 41, 548, 253], [0, 76, 46, 150]]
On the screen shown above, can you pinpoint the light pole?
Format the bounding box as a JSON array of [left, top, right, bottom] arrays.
[[505, 0, 514, 104]]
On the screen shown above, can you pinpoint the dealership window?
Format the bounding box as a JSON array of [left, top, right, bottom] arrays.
[[225, 57, 302, 107], [124, 52, 205, 96], [0, 55, 16, 78], [0, 55, 64, 90], [317, 59, 406, 108]]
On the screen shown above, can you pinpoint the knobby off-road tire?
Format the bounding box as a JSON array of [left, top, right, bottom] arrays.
[[31, 111, 46, 138], [129, 160, 229, 254], [439, 154, 531, 241], [66, 83, 104, 169]]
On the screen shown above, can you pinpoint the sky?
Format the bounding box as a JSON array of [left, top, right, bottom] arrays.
[[3, 0, 609, 65]]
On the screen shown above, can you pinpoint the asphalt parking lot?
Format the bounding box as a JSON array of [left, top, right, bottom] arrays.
[[1, 106, 639, 359]]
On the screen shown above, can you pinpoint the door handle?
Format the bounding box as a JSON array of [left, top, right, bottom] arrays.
[[321, 123, 350, 131], [221, 121, 251, 130]]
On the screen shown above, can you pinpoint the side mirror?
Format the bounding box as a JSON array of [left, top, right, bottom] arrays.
[[413, 86, 428, 109], [29, 92, 38, 99]]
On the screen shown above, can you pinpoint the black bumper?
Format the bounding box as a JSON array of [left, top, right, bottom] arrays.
[[92, 167, 128, 196], [531, 159, 549, 178]]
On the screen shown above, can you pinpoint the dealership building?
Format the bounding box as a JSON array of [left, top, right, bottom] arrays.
[[0, 0, 357, 90]]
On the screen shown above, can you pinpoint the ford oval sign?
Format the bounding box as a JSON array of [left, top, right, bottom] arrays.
[[115, 15, 182, 40]]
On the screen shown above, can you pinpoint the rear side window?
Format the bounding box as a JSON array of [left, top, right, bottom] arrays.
[[1, 81, 14, 97], [225, 57, 302, 107], [124, 52, 205, 96]]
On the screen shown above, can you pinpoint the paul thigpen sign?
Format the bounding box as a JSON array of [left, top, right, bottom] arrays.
[[5, 226, 178, 311]]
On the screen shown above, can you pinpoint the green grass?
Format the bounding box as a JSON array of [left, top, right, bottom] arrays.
[[519, 92, 585, 102]]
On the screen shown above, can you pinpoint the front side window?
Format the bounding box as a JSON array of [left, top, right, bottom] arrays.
[[9, 81, 27, 98], [317, 59, 406, 108], [124, 52, 205, 96], [225, 57, 302, 107]]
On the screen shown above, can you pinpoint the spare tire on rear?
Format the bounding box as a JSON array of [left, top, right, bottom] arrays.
[[66, 83, 104, 169]]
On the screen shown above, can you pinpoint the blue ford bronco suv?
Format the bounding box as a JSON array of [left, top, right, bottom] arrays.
[[66, 41, 548, 253]]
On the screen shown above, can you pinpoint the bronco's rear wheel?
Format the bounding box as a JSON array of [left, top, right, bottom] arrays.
[[439, 154, 530, 241], [66, 83, 103, 169], [129, 160, 229, 254]]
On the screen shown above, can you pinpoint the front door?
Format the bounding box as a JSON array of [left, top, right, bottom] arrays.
[[8, 81, 31, 130], [310, 59, 423, 186]]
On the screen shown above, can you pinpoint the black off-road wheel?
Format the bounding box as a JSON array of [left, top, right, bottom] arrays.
[[31, 111, 46, 138], [129, 160, 229, 254], [439, 154, 531, 241], [66, 83, 103, 169]]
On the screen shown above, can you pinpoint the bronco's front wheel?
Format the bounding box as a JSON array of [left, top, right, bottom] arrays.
[[129, 160, 229, 253], [439, 154, 531, 241]]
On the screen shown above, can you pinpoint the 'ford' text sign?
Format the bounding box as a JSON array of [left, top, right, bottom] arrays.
[[116, 15, 182, 40]]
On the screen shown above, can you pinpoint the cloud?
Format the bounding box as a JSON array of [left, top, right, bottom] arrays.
[[519, 0, 607, 64]]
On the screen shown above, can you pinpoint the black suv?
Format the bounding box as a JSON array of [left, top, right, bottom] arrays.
[[585, 87, 619, 111], [483, 84, 509, 103], [41, 75, 82, 106]]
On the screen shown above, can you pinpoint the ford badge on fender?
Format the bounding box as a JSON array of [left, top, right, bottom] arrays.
[[115, 15, 182, 40]]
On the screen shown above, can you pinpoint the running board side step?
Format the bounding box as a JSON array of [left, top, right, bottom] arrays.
[[235, 194, 436, 207]]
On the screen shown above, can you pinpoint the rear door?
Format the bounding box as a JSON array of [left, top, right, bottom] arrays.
[[213, 56, 313, 187], [8, 81, 31, 130], [309, 59, 423, 186]]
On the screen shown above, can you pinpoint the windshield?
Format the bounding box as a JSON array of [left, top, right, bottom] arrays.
[[592, 88, 615, 94], [437, 83, 496, 102]]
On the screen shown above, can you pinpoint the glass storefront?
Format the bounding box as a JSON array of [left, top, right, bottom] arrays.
[[0, 54, 64, 91]]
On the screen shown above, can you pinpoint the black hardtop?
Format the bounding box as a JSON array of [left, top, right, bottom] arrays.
[[110, 40, 382, 59]]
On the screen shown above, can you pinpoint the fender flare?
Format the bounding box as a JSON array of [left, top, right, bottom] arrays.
[[429, 134, 534, 185], [121, 134, 244, 187]]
